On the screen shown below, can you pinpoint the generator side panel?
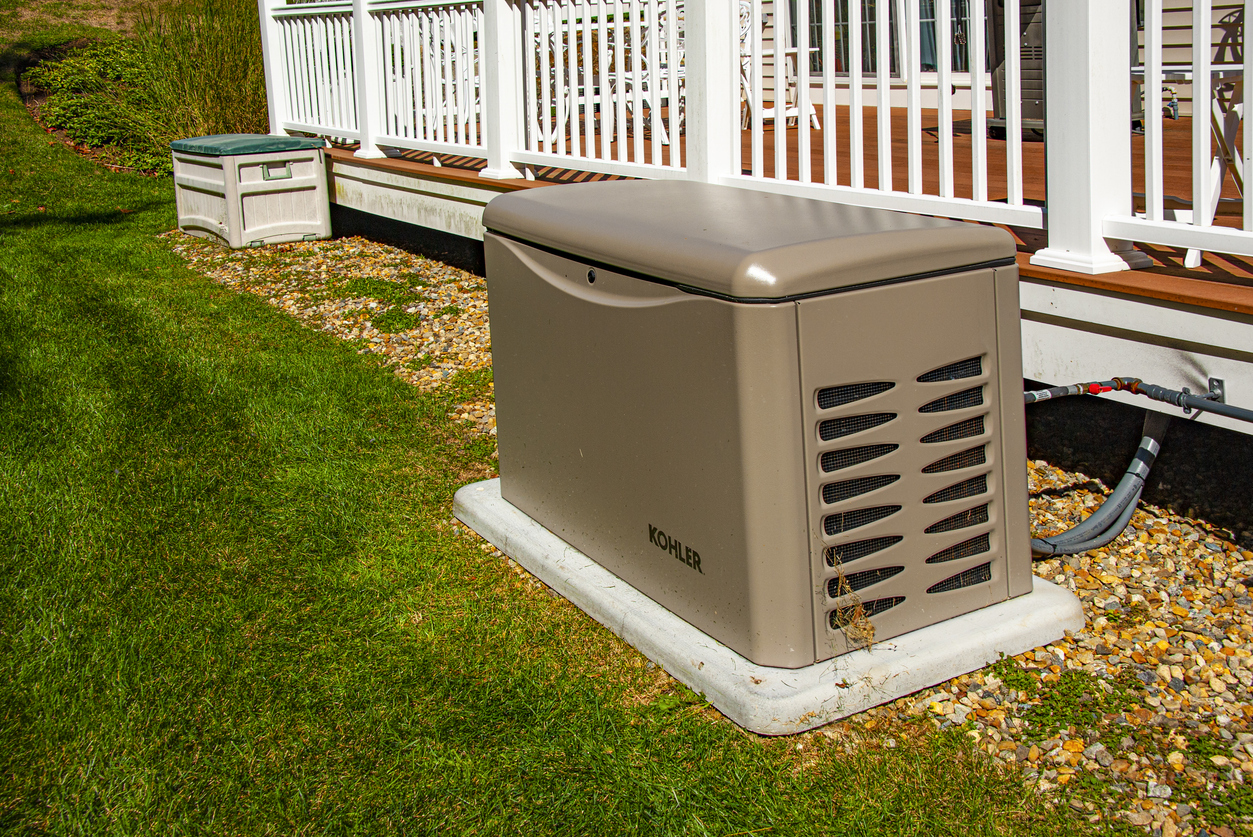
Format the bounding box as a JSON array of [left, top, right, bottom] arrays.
[[485, 235, 815, 668], [993, 265, 1034, 598], [795, 269, 1013, 659]]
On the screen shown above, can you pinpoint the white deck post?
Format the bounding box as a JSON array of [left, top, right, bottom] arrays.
[[1029, 0, 1151, 274], [481, 0, 523, 179], [352, 0, 386, 158], [684, 0, 737, 181], [257, 0, 286, 135]]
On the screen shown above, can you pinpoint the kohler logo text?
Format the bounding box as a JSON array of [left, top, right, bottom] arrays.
[[648, 525, 703, 574]]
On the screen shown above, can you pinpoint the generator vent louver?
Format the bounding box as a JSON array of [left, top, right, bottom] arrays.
[[921, 415, 985, 444], [822, 474, 901, 504], [817, 381, 895, 410], [923, 474, 988, 504], [917, 356, 983, 383], [926, 532, 990, 564], [826, 535, 903, 567], [821, 444, 899, 472], [828, 565, 905, 597], [830, 596, 904, 628], [922, 445, 986, 473], [927, 562, 992, 594], [819, 413, 896, 441], [919, 386, 984, 413], [813, 350, 1001, 646], [925, 504, 990, 534], [824, 505, 901, 535]]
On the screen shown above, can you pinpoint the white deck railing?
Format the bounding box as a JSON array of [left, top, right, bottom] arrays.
[[257, 0, 1253, 274], [1100, 0, 1253, 267], [269, 2, 360, 139]]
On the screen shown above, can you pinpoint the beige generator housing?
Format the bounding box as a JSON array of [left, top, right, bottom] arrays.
[[171, 134, 330, 249], [483, 181, 1033, 669]]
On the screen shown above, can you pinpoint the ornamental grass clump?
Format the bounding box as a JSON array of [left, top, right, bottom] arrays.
[[24, 0, 268, 173]]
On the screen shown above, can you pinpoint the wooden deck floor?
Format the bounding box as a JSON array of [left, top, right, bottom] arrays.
[[330, 107, 1253, 316]]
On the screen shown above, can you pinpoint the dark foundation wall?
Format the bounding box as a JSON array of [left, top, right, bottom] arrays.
[[330, 204, 487, 276], [1024, 380, 1253, 546]]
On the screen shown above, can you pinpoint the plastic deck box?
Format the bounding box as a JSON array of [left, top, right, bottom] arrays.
[[171, 134, 330, 249], [483, 180, 1033, 669]]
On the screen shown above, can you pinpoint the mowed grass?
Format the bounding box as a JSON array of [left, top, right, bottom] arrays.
[[0, 33, 1102, 837]]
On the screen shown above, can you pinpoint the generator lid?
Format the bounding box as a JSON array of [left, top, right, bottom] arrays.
[[483, 181, 1015, 300], [170, 134, 327, 156]]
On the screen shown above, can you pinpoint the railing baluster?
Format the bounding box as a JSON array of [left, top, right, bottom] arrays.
[[523, 1, 537, 151], [442, 10, 454, 143], [581, 0, 596, 156], [1145, 0, 1163, 221], [646, 0, 660, 165], [597, 0, 611, 159], [551, 2, 565, 154], [1004, 0, 1022, 205], [613, 0, 627, 161], [665, 0, 681, 167], [875, 0, 891, 191], [630, 0, 644, 163], [750, 0, 763, 177], [905, 0, 921, 194], [288, 19, 306, 125], [340, 14, 355, 132], [313, 16, 326, 127], [936, 0, 953, 198], [457, 8, 469, 146], [773, 0, 790, 179], [969, 0, 986, 201], [796, 0, 811, 182], [1193, 0, 1213, 234], [383, 12, 396, 135], [405, 11, 418, 139], [849, 0, 863, 188], [821, 0, 837, 186], [421, 10, 435, 141], [540, 1, 553, 153], [345, 13, 359, 132], [325, 15, 340, 129], [567, 0, 581, 156]]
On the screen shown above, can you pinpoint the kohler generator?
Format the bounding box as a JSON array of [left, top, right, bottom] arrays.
[[483, 181, 1033, 669]]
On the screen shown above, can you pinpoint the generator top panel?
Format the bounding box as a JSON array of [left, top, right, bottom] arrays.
[[483, 181, 1015, 299]]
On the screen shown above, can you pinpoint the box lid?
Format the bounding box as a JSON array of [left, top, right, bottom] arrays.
[[483, 181, 1015, 300], [170, 134, 327, 156]]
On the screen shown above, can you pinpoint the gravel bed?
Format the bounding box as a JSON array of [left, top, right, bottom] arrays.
[[166, 232, 497, 436], [168, 232, 1252, 835]]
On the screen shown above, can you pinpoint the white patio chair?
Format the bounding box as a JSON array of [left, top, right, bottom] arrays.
[[738, 0, 820, 131]]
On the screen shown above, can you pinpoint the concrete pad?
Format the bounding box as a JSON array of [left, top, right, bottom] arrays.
[[454, 479, 1086, 735]]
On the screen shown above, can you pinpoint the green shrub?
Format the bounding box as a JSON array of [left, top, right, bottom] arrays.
[[24, 0, 268, 174]]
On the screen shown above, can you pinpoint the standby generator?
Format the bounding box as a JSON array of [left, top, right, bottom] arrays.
[[483, 181, 1034, 669]]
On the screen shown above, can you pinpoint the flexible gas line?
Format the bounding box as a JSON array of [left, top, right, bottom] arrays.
[[1024, 378, 1253, 559]]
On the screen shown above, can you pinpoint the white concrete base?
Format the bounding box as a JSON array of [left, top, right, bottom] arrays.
[[454, 479, 1086, 736]]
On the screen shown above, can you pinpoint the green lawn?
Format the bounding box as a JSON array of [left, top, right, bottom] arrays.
[[0, 28, 1107, 837]]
